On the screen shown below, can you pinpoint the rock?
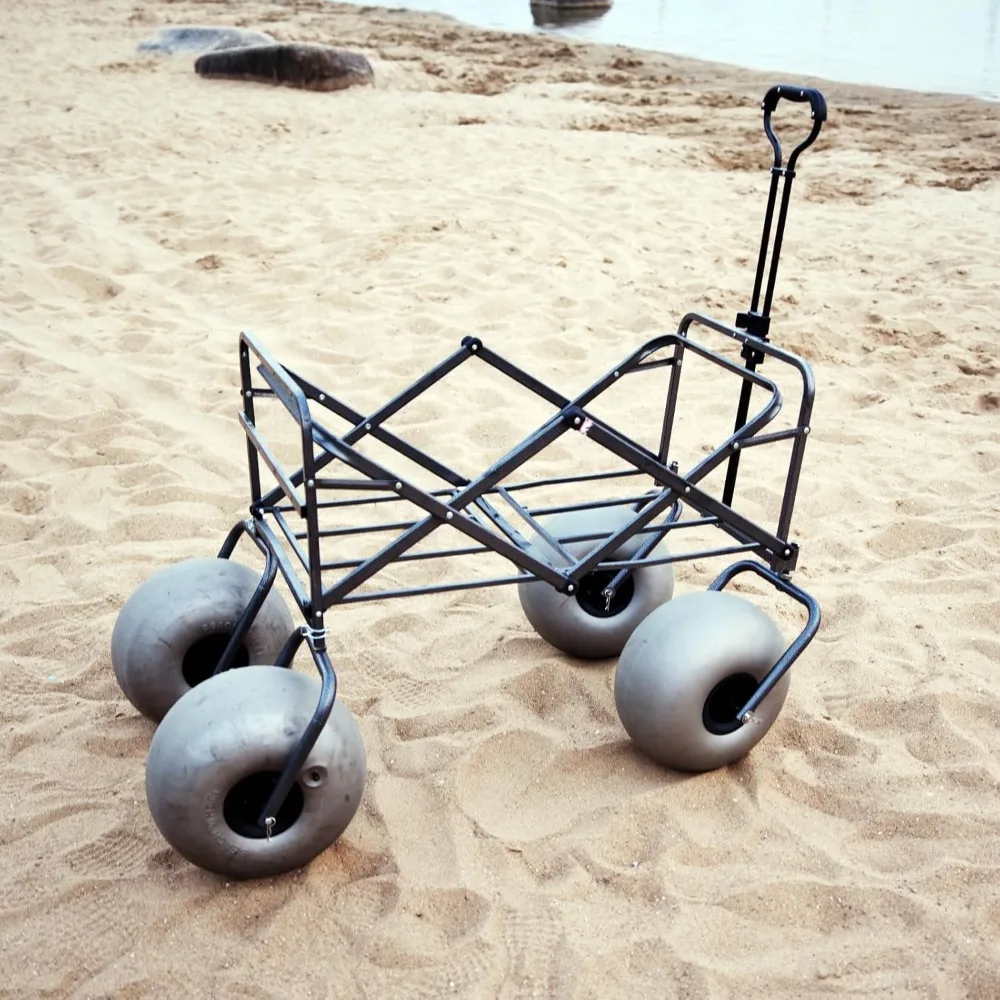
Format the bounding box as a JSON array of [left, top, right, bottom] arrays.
[[137, 25, 276, 56], [194, 43, 374, 93], [530, 1, 613, 28]]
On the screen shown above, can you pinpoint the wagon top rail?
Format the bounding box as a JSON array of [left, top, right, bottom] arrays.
[[235, 315, 815, 621]]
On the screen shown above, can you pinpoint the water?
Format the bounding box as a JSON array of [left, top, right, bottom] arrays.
[[339, 0, 1000, 101]]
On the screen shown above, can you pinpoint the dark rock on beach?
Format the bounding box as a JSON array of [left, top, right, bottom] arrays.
[[530, 0, 613, 28], [194, 43, 375, 93], [137, 25, 276, 55]]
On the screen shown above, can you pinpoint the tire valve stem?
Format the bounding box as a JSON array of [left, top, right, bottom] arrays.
[[265, 816, 275, 841]]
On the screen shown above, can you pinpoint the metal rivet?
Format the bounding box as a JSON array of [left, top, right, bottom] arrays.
[[318, 393, 326, 402], [613, 371, 620, 378], [365, 423, 372, 430], [803, 427, 810, 435], [784, 548, 791, 557], [445, 511, 454, 520], [684, 486, 691, 494], [302, 767, 325, 789], [573, 416, 582, 427], [395, 481, 403, 491], [732, 442, 740, 452], [244, 390, 252, 398], [307, 479, 315, 488], [567, 584, 575, 593]]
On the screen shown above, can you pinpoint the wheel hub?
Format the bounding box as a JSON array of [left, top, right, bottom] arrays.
[[222, 771, 304, 839], [575, 570, 635, 618]]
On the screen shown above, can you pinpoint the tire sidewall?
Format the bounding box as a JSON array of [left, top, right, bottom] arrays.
[[111, 558, 294, 722], [146, 668, 366, 879], [615, 590, 789, 771]]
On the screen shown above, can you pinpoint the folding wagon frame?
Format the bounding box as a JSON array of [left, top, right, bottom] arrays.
[[112, 85, 826, 880]]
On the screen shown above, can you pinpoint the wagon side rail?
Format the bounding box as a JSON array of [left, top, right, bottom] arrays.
[[236, 328, 804, 621]]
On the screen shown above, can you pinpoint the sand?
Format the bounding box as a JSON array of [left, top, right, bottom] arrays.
[[1, 0, 999, 996]]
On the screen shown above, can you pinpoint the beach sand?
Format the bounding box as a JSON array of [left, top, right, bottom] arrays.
[[1, 1, 999, 996]]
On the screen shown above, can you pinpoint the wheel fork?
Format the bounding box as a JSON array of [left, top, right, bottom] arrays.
[[709, 559, 821, 725], [216, 518, 340, 834]]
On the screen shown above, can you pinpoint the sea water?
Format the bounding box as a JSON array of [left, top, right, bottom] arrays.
[[336, 0, 1000, 101]]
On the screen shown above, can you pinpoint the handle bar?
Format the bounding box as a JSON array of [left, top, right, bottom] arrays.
[[762, 84, 827, 171]]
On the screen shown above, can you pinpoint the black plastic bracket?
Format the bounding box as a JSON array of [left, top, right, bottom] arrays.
[[736, 311, 771, 340], [770, 540, 799, 575]]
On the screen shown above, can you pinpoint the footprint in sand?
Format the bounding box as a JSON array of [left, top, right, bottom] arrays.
[[499, 902, 575, 999], [50, 263, 124, 302], [455, 728, 669, 842], [866, 519, 966, 559], [62, 824, 155, 879]]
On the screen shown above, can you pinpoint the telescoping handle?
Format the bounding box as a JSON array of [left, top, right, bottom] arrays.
[[761, 84, 827, 172], [720, 84, 827, 511]]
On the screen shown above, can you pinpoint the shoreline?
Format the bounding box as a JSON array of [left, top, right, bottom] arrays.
[[326, 0, 1000, 106]]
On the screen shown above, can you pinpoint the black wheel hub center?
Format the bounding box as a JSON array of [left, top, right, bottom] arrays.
[[223, 771, 304, 840], [575, 570, 635, 618], [703, 673, 760, 736]]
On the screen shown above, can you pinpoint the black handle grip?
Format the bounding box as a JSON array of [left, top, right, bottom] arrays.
[[762, 84, 827, 123], [761, 84, 827, 170]]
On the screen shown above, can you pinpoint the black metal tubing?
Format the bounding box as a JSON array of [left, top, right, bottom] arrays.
[[313, 411, 576, 605], [718, 87, 826, 508], [709, 559, 821, 721], [279, 468, 649, 514], [237, 315, 816, 649], [255, 515, 313, 613], [212, 519, 281, 676], [252, 341, 478, 514], [256, 631, 338, 829], [240, 334, 325, 619], [657, 311, 816, 549], [270, 507, 313, 575], [317, 507, 693, 573], [280, 469, 648, 519], [238, 323, 795, 617], [225, 85, 827, 830], [568, 413, 784, 575], [274, 626, 307, 668], [218, 519, 248, 560]]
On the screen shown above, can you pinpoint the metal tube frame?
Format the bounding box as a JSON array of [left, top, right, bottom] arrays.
[[208, 84, 827, 832]]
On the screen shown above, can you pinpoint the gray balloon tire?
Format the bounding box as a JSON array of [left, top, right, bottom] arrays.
[[517, 505, 675, 659], [111, 557, 296, 723], [146, 666, 367, 880], [614, 589, 789, 772]]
